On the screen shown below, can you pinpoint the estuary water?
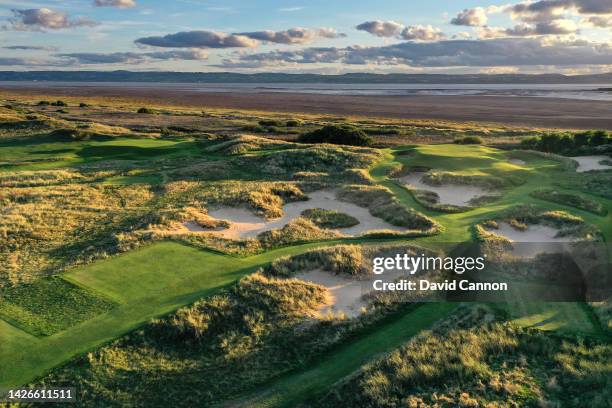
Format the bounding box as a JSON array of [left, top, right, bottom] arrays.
[[1, 81, 611, 101]]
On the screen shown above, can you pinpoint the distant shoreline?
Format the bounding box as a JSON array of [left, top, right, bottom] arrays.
[[1, 83, 611, 130]]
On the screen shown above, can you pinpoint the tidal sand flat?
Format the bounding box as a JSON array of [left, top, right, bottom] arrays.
[[205, 190, 404, 239], [573, 155, 612, 172], [400, 172, 488, 206], [2, 85, 612, 129]]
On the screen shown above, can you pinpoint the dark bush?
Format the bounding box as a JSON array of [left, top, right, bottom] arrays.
[[50, 100, 67, 107], [520, 136, 540, 149], [37, 100, 51, 106], [242, 124, 267, 133], [453, 136, 483, 145], [79, 102, 89, 108], [520, 130, 611, 154], [258, 119, 282, 127], [574, 131, 591, 147], [266, 126, 283, 133], [137, 107, 154, 114], [298, 125, 373, 146], [590, 130, 609, 146], [286, 119, 301, 127], [49, 128, 91, 141]]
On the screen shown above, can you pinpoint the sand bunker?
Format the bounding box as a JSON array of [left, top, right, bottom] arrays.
[[296, 267, 410, 318], [400, 172, 488, 206], [206, 190, 404, 240], [489, 222, 574, 257], [573, 155, 612, 172], [296, 269, 367, 318]]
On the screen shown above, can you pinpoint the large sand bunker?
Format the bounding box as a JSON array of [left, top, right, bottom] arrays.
[[400, 172, 488, 207], [204, 190, 404, 240], [489, 221, 574, 257], [573, 155, 612, 172]]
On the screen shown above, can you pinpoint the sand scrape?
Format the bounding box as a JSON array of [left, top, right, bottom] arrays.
[[572, 155, 612, 172], [400, 172, 489, 206], [204, 190, 404, 240], [296, 266, 411, 318]]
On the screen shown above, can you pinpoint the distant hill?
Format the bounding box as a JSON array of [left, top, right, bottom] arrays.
[[0, 71, 611, 84]]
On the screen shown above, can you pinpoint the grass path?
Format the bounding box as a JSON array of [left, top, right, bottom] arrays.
[[223, 303, 457, 408]]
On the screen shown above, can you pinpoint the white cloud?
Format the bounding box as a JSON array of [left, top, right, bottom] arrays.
[[235, 27, 345, 45], [135, 30, 259, 48], [355, 20, 404, 37], [5, 8, 98, 31], [93, 0, 136, 8], [451, 7, 489, 26], [58, 49, 208, 64], [401, 25, 446, 41], [222, 38, 612, 69], [356, 20, 445, 41]]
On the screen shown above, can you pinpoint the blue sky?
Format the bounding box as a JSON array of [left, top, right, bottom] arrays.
[[0, 0, 611, 73]]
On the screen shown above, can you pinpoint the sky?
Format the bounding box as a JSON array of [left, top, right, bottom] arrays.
[[0, 0, 611, 74]]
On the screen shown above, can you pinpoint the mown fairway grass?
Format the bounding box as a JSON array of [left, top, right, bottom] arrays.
[[0, 242, 250, 388], [505, 302, 599, 334], [0, 136, 199, 172], [0, 142, 609, 401]]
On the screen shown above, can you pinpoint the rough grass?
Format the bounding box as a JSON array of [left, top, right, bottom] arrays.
[[337, 184, 440, 233], [0, 277, 116, 336], [301, 208, 360, 229], [530, 189, 607, 215], [319, 323, 611, 408]]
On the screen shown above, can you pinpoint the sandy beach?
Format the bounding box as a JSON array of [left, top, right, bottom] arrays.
[[1, 83, 611, 129]]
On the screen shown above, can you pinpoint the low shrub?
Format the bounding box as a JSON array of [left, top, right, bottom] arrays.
[[79, 102, 89, 108], [299, 125, 373, 147], [286, 119, 301, 127], [454, 135, 483, 144], [137, 107, 155, 114], [242, 124, 267, 133], [50, 100, 67, 107], [258, 119, 282, 127], [37, 100, 51, 106]]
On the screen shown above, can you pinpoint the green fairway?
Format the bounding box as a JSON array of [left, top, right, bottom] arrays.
[[0, 242, 253, 388], [0, 136, 200, 172], [225, 303, 457, 408], [507, 302, 599, 334]]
